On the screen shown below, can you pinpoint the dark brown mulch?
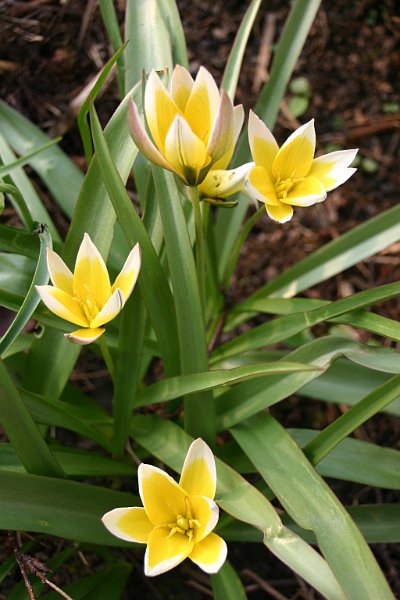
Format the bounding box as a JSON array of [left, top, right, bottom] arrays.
[[0, 0, 399, 598]]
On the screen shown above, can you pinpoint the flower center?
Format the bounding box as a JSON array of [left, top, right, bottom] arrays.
[[273, 170, 302, 199], [74, 284, 100, 323], [166, 497, 201, 543]]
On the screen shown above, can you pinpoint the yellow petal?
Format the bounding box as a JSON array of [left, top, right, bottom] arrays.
[[102, 507, 153, 543], [73, 233, 111, 310], [170, 65, 193, 112], [199, 163, 254, 199], [128, 100, 172, 172], [65, 327, 105, 345], [138, 464, 187, 526], [164, 115, 209, 184], [145, 526, 193, 577], [35, 285, 88, 327], [145, 70, 182, 152], [189, 533, 227, 574], [190, 495, 219, 542], [184, 66, 220, 145], [247, 166, 278, 206], [308, 148, 358, 191], [46, 248, 73, 295], [248, 110, 279, 178], [90, 289, 123, 328], [179, 438, 216, 499], [272, 119, 315, 180], [265, 201, 294, 223], [111, 243, 141, 299], [283, 176, 326, 207]]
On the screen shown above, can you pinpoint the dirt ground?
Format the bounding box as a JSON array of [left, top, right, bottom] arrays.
[[0, 0, 399, 598]]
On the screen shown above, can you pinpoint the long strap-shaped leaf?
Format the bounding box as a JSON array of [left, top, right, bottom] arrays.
[[89, 103, 180, 378], [152, 166, 215, 444], [0, 360, 64, 477], [231, 413, 394, 599], [214, 281, 400, 361], [131, 414, 347, 600], [0, 225, 51, 358]]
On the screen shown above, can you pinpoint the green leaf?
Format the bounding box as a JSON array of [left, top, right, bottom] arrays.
[[152, 167, 215, 443], [156, 0, 188, 67], [0, 226, 51, 358], [0, 360, 65, 477], [0, 136, 62, 177], [137, 361, 319, 408], [230, 204, 400, 328], [0, 181, 35, 232], [45, 562, 132, 600], [232, 414, 394, 600], [211, 561, 248, 600], [215, 281, 400, 361], [0, 223, 43, 259], [221, 0, 263, 100], [124, 0, 173, 92], [0, 471, 137, 545], [0, 101, 83, 220], [89, 102, 180, 377], [0, 444, 134, 478], [99, 0, 126, 96]]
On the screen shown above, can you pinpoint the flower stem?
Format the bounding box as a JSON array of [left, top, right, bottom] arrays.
[[99, 335, 115, 380], [189, 185, 206, 319], [223, 205, 265, 290]]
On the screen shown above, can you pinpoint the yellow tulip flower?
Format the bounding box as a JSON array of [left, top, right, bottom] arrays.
[[36, 233, 141, 345], [247, 111, 358, 223], [128, 65, 242, 186], [102, 438, 227, 577]]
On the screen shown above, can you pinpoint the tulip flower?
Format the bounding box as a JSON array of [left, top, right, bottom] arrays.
[[247, 111, 358, 223], [102, 438, 227, 577], [128, 65, 242, 186], [36, 234, 141, 345]]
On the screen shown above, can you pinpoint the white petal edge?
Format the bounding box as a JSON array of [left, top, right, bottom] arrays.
[[278, 118, 316, 157], [65, 327, 105, 345], [128, 100, 172, 172], [35, 285, 88, 327], [102, 507, 148, 543], [75, 233, 108, 276], [190, 535, 228, 574], [46, 248, 73, 292], [245, 175, 279, 206], [90, 288, 124, 329], [112, 243, 142, 298], [180, 438, 216, 498], [193, 495, 219, 541], [200, 162, 255, 198], [311, 148, 358, 191], [248, 109, 279, 157], [144, 546, 189, 577]]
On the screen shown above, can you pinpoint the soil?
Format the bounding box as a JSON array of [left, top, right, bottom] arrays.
[[0, 0, 399, 598]]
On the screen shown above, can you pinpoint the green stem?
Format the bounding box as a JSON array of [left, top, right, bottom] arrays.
[[189, 185, 206, 319], [99, 335, 115, 381], [223, 205, 264, 290]]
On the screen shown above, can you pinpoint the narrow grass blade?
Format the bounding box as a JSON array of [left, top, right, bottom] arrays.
[[0, 136, 62, 177], [0, 101, 83, 219], [89, 103, 180, 376], [0, 471, 137, 545], [215, 281, 400, 361], [232, 414, 394, 599], [78, 41, 128, 162], [211, 561, 247, 600], [137, 362, 318, 408], [303, 374, 400, 465], [99, 0, 126, 96], [230, 204, 400, 327], [0, 181, 35, 231], [124, 0, 173, 92], [152, 167, 215, 443], [156, 0, 188, 67], [0, 223, 50, 259], [0, 360, 65, 477], [44, 563, 132, 600], [0, 225, 51, 358], [221, 0, 262, 100]]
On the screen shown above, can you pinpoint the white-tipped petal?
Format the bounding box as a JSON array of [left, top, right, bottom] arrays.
[[282, 176, 327, 207], [164, 115, 209, 184], [36, 285, 88, 327], [145, 70, 181, 151], [206, 91, 234, 166], [145, 527, 192, 577], [128, 100, 172, 172], [179, 438, 216, 499], [191, 495, 219, 542], [111, 243, 141, 300], [170, 65, 194, 111], [265, 201, 294, 223], [184, 66, 221, 143], [189, 533, 227, 574], [272, 119, 316, 179], [102, 507, 153, 543], [46, 248, 73, 295], [73, 233, 111, 309], [90, 288, 124, 329], [65, 327, 105, 345], [309, 148, 358, 191], [248, 110, 279, 178]]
